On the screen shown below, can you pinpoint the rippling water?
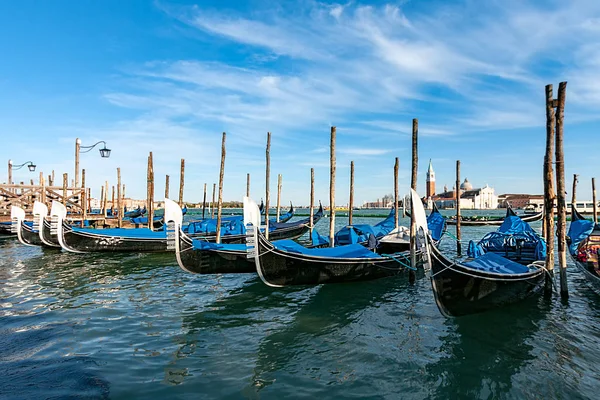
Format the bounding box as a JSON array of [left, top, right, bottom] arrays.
[[1, 213, 599, 399]]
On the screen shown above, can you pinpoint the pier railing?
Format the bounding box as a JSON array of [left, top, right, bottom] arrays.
[[0, 183, 86, 217]]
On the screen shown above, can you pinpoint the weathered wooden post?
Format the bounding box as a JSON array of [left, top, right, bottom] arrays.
[[123, 185, 126, 201], [147, 153, 154, 230], [310, 168, 315, 234], [276, 174, 282, 222], [178, 159, 185, 207], [456, 160, 462, 257], [87, 188, 91, 214], [410, 119, 418, 277], [104, 181, 108, 218], [543, 84, 556, 294], [100, 185, 105, 215], [211, 183, 216, 219], [571, 174, 578, 209], [62, 173, 68, 206], [593, 178, 598, 223], [215, 132, 226, 244], [165, 175, 170, 199], [202, 183, 207, 219], [349, 161, 355, 225], [329, 126, 336, 247], [75, 138, 81, 188], [39, 171, 43, 185], [40, 174, 46, 204], [111, 185, 115, 216], [117, 168, 122, 228], [7, 159, 12, 186], [47, 174, 51, 187], [246, 173, 250, 198], [265, 132, 271, 239], [81, 169, 87, 223], [51, 170, 55, 187], [394, 157, 399, 230], [555, 81, 568, 298]]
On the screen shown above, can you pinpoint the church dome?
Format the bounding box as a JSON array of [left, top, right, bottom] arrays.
[[460, 178, 473, 191]]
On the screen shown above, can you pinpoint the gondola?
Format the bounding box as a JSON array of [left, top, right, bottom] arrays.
[[428, 202, 547, 317], [123, 206, 146, 219], [567, 207, 600, 293], [11, 202, 61, 248], [269, 202, 294, 224], [0, 221, 14, 236], [445, 208, 543, 226], [51, 201, 171, 253], [168, 200, 325, 274], [245, 194, 429, 287]]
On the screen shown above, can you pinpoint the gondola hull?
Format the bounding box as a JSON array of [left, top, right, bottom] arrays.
[[60, 222, 168, 253], [20, 221, 44, 246], [429, 244, 545, 317], [41, 219, 61, 247], [446, 211, 543, 226], [177, 233, 253, 274], [572, 259, 600, 295], [253, 231, 407, 286]]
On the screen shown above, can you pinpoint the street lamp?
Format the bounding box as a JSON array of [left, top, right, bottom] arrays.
[[75, 138, 111, 187], [7, 160, 36, 185]]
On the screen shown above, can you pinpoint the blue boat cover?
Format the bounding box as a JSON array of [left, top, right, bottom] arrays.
[[72, 227, 166, 239], [335, 208, 396, 245], [129, 215, 163, 224], [463, 252, 531, 274], [186, 216, 245, 236], [311, 230, 330, 246], [567, 218, 595, 256], [273, 239, 381, 258], [427, 210, 446, 242], [467, 215, 546, 261]]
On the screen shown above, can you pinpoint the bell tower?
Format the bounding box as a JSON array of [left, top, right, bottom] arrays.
[[426, 159, 435, 198]]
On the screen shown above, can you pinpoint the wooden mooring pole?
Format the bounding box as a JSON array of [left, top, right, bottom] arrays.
[[147, 153, 154, 231], [349, 161, 354, 225], [543, 84, 556, 294], [62, 173, 68, 206], [276, 174, 282, 222], [165, 175, 170, 199], [593, 178, 598, 223], [117, 168, 122, 228], [329, 126, 336, 247], [202, 183, 207, 219], [215, 132, 226, 244], [571, 174, 578, 209], [75, 138, 81, 188], [211, 183, 216, 219], [104, 181, 108, 218], [246, 173, 250, 198], [455, 160, 462, 257], [310, 168, 315, 234], [410, 119, 418, 278], [111, 185, 115, 216], [265, 132, 271, 239], [179, 159, 185, 207], [81, 169, 86, 224], [555, 81, 568, 298], [394, 157, 399, 230]]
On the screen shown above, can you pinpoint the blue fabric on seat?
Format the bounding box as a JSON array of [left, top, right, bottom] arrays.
[[273, 240, 381, 258], [468, 240, 485, 258], [72, 227, 166, 239], [311, 230, 330, 246], [427, 210, 446, 242], [567, 218, 595, 255], [498, 216, 536, 235], [335, 208, 396, 245], [464, 252, 531, 274]]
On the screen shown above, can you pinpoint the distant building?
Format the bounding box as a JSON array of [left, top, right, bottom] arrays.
[[498, 194, 544, 209], [432, 179, 498, 209], [426, 159, 435, 198]]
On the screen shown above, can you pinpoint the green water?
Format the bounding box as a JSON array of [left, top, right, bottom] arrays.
[[1, 214, 599, 399]]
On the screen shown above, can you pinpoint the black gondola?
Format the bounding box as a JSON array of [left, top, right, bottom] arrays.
[[445, 208, 543, 226], [567, 207, 600, 294], [427, 203, 547, 317], [170, 199, 325, 274]]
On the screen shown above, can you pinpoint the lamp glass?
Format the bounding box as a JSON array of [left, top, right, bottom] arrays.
[[99, 148, 111, 158], [28, 164, 36, 172]]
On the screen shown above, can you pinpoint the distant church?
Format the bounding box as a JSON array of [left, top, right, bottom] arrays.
[[426, 160, 498, 209]]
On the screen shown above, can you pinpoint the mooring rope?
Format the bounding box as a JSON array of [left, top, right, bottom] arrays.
[[381, 253, 417, 271]]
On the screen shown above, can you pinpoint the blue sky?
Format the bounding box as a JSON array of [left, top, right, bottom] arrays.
[[1, 0, 600, 205]]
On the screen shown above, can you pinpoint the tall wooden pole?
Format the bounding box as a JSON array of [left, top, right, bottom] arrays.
[[276, 174, 282, 222], [555, 81, 568, 298], [211, 183, 216, 219], [543, 84, 556, 294], [455, 160, 462, 257], [62, 173, 68, 206], [51, 170, 55, 187], [265, 132, 271, 239], [329, 126, 336, 247], [310, 168, 315, 234], [87, 188, 91, 214], [178, 159, 185, 207], [40, 174, 46, 204], [202, 183, 207, 219], [147, 153, 154, 230], [39, 171, 43, 185], [81, 169, 86, 223], [246, 173, 250, 198], [410, 119, 418, 275], [165, 175, 170, 199], [117, 168, 122, 228], [215, 132, 226, 244], [104, 181, 108, 218], [349, 161, 355, 225], [7, 160, 12, 185], [111, 185, 115, 216], [394, 157, 399, 230], [593, 178, 598, 223], [571, 174, 578, 209], [100, 185, 105, 215], [75, 138, 81, 188]]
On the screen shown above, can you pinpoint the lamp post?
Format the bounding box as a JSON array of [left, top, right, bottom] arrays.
[[75, 138, 111, 187], [7, 160, 36, 184]]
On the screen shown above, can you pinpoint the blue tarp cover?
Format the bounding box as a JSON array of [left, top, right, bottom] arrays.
[[464, 252, 531, 274], [335, 208, 396, 245], [72, 227, 166, 239], [273, 239, 381, 258], [427, 211, 446, 242], [567, 219, 595, 256]]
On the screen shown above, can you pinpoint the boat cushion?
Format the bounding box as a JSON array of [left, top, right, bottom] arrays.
[[273, 240, 381, 258], [463, 252, 531, 274]]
